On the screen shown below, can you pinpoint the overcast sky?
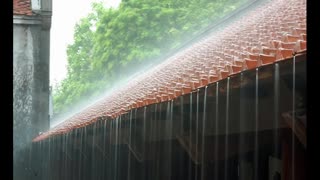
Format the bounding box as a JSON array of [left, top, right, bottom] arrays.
[[50, 0, 121, 87]]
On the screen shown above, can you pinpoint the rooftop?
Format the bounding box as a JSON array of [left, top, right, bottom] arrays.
[[13, 0, 33, 16], [33, 0, 306, 142]]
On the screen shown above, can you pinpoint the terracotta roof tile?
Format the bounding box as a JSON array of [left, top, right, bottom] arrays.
[[33, 0, 306, 142], [13, 0, 33, 16]]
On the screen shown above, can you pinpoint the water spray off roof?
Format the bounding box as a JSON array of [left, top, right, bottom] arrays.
[[33, 0, 306, 142]]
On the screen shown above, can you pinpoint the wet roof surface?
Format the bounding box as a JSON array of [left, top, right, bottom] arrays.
[[13, 0, 33, 16], [33, 0, 306, 142]]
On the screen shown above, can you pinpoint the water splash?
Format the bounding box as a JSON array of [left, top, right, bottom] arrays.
[[224, 77, 230, 180], [195, 89, 200, 179], [214, 82, 219, 180], [292, 55, 296, 180], [189, 92, 193, 180], [274, 63, 280, 158], [200, 86, 207, 180], [254, 68, 259, 180], [127, 110, 133, 180]]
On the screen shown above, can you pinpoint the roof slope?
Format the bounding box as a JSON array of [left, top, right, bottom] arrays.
[[13, 0, 33, 16], [33, 0, 306, 142]]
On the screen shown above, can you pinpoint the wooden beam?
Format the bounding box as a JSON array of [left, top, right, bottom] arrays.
[[282, 111, 306, 148], [127, 142, 143, 162], [177, 130, 278, 164], [177, 135, 200, 164]]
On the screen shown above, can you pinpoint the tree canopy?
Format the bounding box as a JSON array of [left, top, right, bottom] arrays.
[[53, 0, 249, 117]]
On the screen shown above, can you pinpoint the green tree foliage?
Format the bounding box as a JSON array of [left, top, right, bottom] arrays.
[[53, 0, 249, 116]]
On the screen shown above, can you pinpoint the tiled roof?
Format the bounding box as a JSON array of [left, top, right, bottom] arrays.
[[13, 0, 33, 16], [33, 0, 306, 142]]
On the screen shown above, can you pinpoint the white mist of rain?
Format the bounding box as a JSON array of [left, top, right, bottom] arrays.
[[50, 0, 121, 88]]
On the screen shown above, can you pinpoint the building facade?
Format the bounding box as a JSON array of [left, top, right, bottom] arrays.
[[13, 0, 52, 179]]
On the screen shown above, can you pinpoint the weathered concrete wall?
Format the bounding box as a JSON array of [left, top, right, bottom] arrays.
[[13, 20, 50, 179], [14, 1, 52, 179], [14, 23, 38, 143]]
